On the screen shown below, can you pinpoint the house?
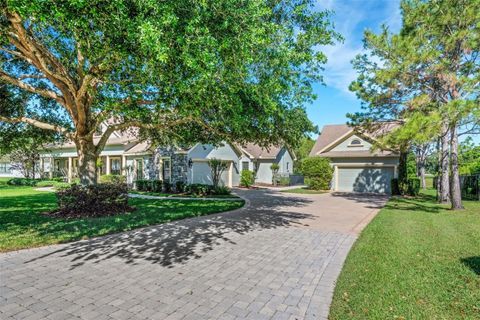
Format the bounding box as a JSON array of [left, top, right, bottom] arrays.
[[310, 123, 400, 194], [0, 156, 21, 178], [33, 122, 294, 187]]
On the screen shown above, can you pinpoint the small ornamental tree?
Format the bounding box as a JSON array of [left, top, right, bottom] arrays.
[[208, 158, 229, 188], [301, 157, 333, 190], [270, 163, 280, 186], [240, 170, 255, 188]]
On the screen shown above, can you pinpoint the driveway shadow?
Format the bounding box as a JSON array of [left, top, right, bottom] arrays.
[[330, 192, 389, 209], [26, 189, 314, 269]]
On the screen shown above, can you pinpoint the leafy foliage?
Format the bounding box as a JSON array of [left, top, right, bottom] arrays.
[[240, 170, 255, 188], [99, 174, 126, 184], [0, 1, 340, 184], [300, 157, 333, 190], [6, 177, 38, 186], [54, 183, 132, 218]]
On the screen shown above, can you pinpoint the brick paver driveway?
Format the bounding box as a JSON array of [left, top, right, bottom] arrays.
[[0, 189, 387, 320]]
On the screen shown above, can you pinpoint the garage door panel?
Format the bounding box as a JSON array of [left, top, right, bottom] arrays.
[[337, 167, 394, 194], [191, 162, 229, 186]]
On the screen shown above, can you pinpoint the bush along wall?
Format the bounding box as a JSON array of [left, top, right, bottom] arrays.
[[391, 177, 420, 196], [300, 157, 333, 190]]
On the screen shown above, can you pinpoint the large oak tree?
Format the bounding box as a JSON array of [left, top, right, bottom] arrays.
[[0, 0, 340, 185]]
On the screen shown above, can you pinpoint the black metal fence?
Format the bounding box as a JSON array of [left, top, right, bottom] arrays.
[[433, 174, 480, 201], [288, 174, 305, 186]]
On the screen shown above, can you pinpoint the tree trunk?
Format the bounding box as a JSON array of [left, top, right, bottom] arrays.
[[76, 137, 98, 186], [415, 144, 427, 189], [398, 151, 408, 195], [450, 125, 463, 210], [438, 120, 450, 203]]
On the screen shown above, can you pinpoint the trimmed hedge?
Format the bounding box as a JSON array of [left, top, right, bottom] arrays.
[[135, 179, 163, 192], [7, 178, 39, 186], [54, 183, 132, 218], [99, 174, 126, 184]]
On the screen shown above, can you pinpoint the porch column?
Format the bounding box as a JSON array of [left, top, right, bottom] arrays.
[[228, 161, 233, 188], [68, 157, 73, 183], [106, 155, 111, 175], [122, 155, 127, 176], [49, 157, 53, 179]]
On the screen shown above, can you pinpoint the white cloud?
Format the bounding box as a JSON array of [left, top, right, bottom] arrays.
[[314, 0, 402, 97]]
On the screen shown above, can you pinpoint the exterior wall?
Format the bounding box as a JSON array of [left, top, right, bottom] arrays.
[[187, 143, 240, 187], [155, 146, 188, 185], [0, 162, 23, 178], [329, 134, 372, 152], [253, 148, 294, 185], [276, 148, 294, 174], [255, 160, 274, 184], [125, 155, 154, 184]]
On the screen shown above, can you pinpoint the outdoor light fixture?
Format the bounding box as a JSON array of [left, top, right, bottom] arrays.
[[188, 158, 193, 168]]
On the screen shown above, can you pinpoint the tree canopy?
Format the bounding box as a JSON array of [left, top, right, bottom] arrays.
[[0, 0, 340, 184]]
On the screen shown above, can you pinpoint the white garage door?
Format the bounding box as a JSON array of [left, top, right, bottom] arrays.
[[337, 167, 394, 194]]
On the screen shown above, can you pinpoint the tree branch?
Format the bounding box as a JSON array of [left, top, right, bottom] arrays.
[[0, 115, 71, 137], [0, 69, 65, 104]]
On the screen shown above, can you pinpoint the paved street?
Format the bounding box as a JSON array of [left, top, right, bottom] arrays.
[[0, 189, 387, 320]]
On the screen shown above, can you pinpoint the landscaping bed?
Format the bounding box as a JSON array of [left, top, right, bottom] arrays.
[[329, 189, 480, 319], [0, 183, 244, 252]]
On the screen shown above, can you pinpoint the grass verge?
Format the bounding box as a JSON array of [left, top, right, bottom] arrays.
[[280, 187, 328, 194], [0, 184, 244, 252], [129, 190, 240, 198], [329, 189, 480, 319]]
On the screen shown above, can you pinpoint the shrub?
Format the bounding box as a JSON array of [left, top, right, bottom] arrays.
[[300, 157, 333, 190], [175, 181, 186, 193], [391, 177, 421, 196], [54, 183, 132, 218], [391, 178, 400, 195], [186, 184, 213, 196], [305, 177, 330, 190], [152, 180, 163, 193], [52, 177, 65, 182], [240, 170, 255, 188], [7, 178, 38, 186], [36, 180, 55, 187], [278, 176, 290, 186], [213, 186, 231, 195], [163, 181, 172, 193], [135, 179, 150, 191], [99, 174, 126, 184], [407, 178, 421, 196]]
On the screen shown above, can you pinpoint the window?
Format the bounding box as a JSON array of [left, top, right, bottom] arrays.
[[162, 158, 171, 182], [242, 161, 249, 171], [349, 139, 362, 146], [110, 158, 121, 175], [136, 159, 144, 179], [0, 162, 10, 174], [286, 162, 289, 172]]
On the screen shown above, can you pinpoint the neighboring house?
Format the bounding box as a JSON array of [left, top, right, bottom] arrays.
[[33, 122, 294, 187], [310, 123, 400, 194], [0, 156, 22, 178]]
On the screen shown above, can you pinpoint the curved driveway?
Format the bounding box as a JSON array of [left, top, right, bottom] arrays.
[[0, 189, 387, 320]]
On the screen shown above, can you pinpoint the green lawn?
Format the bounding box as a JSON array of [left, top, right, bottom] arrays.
[[329, 189, 480, 320], [0, 183, 244, 252], [280, 187, 328, 194]]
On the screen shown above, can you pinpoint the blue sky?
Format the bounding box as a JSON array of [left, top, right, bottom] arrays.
[[306, 0, 402, 137]]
